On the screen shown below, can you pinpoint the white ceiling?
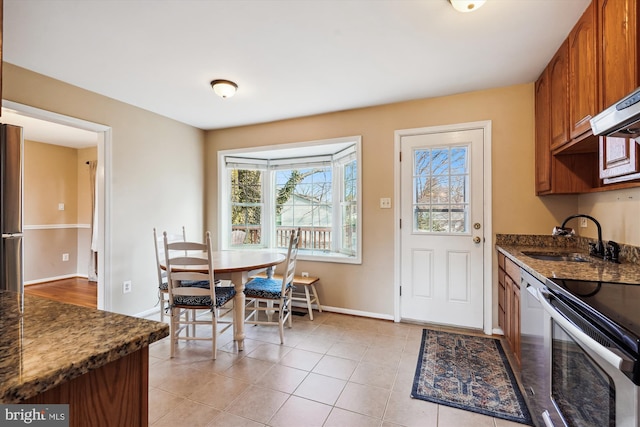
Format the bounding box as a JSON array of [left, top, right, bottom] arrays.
[[3, 0, 590, 137]]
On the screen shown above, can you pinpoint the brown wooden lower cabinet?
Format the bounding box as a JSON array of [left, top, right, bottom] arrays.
[[23, 347, 149, 427], [498, 252, 521, 366]]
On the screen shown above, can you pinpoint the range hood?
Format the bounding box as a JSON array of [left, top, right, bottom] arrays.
[[591, 87, 640, 139]]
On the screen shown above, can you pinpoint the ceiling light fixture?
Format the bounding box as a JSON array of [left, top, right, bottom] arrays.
[[449, 0, 486, 13], [210, 79, 238, 98]]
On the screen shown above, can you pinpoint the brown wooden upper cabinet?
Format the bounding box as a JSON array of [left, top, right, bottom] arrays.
[[535, 0, 640, 193], [535, 71, 552, 194], [597, 0, 640, 183], [569, 2, 598, 141], [549, 41, 570, 151]]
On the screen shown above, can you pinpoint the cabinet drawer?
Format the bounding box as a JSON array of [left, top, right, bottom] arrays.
[[505, 257, 520, 285]]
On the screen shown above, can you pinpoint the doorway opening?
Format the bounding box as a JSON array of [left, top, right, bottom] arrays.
[[1, 100, 111, 310]]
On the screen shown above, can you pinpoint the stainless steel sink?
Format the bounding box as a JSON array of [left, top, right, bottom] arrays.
[[521, 251, 590, 262]]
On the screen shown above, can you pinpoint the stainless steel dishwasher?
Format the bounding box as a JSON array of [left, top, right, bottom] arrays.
[[520, 269, 563, 427]]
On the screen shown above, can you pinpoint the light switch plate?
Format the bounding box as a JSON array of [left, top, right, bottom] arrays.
[[58, 203, 65, 211], [380, 198, 391, 209]]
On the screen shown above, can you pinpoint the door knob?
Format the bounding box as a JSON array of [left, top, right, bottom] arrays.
[[474, 223, 481, 230], [473, 236, 481, 243]]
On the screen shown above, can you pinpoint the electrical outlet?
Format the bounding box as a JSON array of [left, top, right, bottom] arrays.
[[301, 271, 309, 278], [123, 280, 132, 294], [58, 203, 65, 211], [580, 218, 588, 228], [62, 253, 69, 262]]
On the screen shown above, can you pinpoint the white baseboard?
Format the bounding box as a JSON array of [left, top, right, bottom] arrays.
[[136, 306, 162, 319], [24, 274, 88, 285], [137, 302, 394, 322], [492, 327, 504, 336], [315, 304, 394, 321]]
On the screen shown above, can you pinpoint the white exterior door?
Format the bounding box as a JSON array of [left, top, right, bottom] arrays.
[[399, 128, 485, 329]]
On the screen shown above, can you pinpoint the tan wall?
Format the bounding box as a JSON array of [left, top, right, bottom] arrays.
[[24, 140, 78, 225], [4, 63, 205, 315], [577, 187, 640, 246], [23, 140, 79, 282], [205, 83, 578, 322]]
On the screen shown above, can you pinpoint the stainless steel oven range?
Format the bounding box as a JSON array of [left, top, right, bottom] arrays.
[[535, 277, 640, 427]]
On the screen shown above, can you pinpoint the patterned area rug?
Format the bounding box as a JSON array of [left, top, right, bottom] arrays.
[[412, 329, 533, 425]]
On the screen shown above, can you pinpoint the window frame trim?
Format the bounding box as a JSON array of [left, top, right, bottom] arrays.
[[217, 136, 362, 264]]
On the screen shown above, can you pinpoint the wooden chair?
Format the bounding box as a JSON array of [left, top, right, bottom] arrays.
[[153, 226, 186, 323], [164, 231, 235, 359], [243, 228, 300, 344]]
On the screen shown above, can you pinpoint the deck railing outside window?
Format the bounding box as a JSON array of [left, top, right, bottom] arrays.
[[232, 226, 331, 250]]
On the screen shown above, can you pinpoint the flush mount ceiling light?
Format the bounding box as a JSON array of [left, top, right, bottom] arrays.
[[210, 79, 238, 98], [449, 0, 486, 13]]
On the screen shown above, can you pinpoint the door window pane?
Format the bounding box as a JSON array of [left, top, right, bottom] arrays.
[[413, 145, 469, 234]]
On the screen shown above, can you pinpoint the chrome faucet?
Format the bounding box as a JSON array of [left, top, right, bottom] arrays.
[[559, 214, 605, 259]]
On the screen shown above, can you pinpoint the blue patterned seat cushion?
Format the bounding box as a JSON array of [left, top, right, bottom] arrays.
[[172, 286, 236, 308], [159, 280, 219, 291], [244, 277, 292, 299]]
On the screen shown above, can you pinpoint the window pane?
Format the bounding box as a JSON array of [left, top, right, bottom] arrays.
[[415, 150, 431, 176], [275, 167, 332, 250], [431, 149, 449, 175], [231, 169, 263, 244], [342, 202, 357, 255], [415, 205, 430, 231], [341, 159, 357, 255]]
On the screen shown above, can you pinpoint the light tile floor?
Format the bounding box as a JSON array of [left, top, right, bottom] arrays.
[[146, 310, 525, 427]]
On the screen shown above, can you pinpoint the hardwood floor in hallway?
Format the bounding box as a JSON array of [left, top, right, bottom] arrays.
[[24, 277, 97, 308]]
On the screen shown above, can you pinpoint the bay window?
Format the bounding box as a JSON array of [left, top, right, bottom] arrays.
[[218, 136, 361, 264]]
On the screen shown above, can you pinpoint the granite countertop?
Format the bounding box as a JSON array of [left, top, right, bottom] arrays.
[[496, 234, 640, 285], [0, 291, 169, 403]]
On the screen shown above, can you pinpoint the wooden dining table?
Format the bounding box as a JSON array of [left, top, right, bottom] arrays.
[[162, 250, 286, 351]]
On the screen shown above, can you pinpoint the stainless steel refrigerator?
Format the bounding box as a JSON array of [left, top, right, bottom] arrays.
[[0, 123, 24, 298]]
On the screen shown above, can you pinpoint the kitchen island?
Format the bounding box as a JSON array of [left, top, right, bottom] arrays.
[[0, 290, 169, 426]]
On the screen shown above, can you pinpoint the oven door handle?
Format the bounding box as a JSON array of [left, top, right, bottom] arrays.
[[537, 288, 632, 372]]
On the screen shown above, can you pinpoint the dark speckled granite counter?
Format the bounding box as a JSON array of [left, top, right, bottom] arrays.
[[0, 291, 169, 403], [496, 234, 640, 285]]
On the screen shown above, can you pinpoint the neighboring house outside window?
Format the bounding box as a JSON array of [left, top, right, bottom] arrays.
[[219, 136, 361, 264]]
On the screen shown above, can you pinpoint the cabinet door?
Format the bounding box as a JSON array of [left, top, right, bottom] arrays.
[[498, 268, 506, 330], [598, 0, 640, 109], [549, 41, 570, 151], [535, 71, 552, 194], [512, 283, 521, 367], [569, 2, 598, 139], [600, 136, 640, 183], [505, 275, 513, 349]]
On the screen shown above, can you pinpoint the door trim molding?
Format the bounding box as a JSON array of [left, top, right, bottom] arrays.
[[2, 100, 113, 311], [393, 120, 493, 335]]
